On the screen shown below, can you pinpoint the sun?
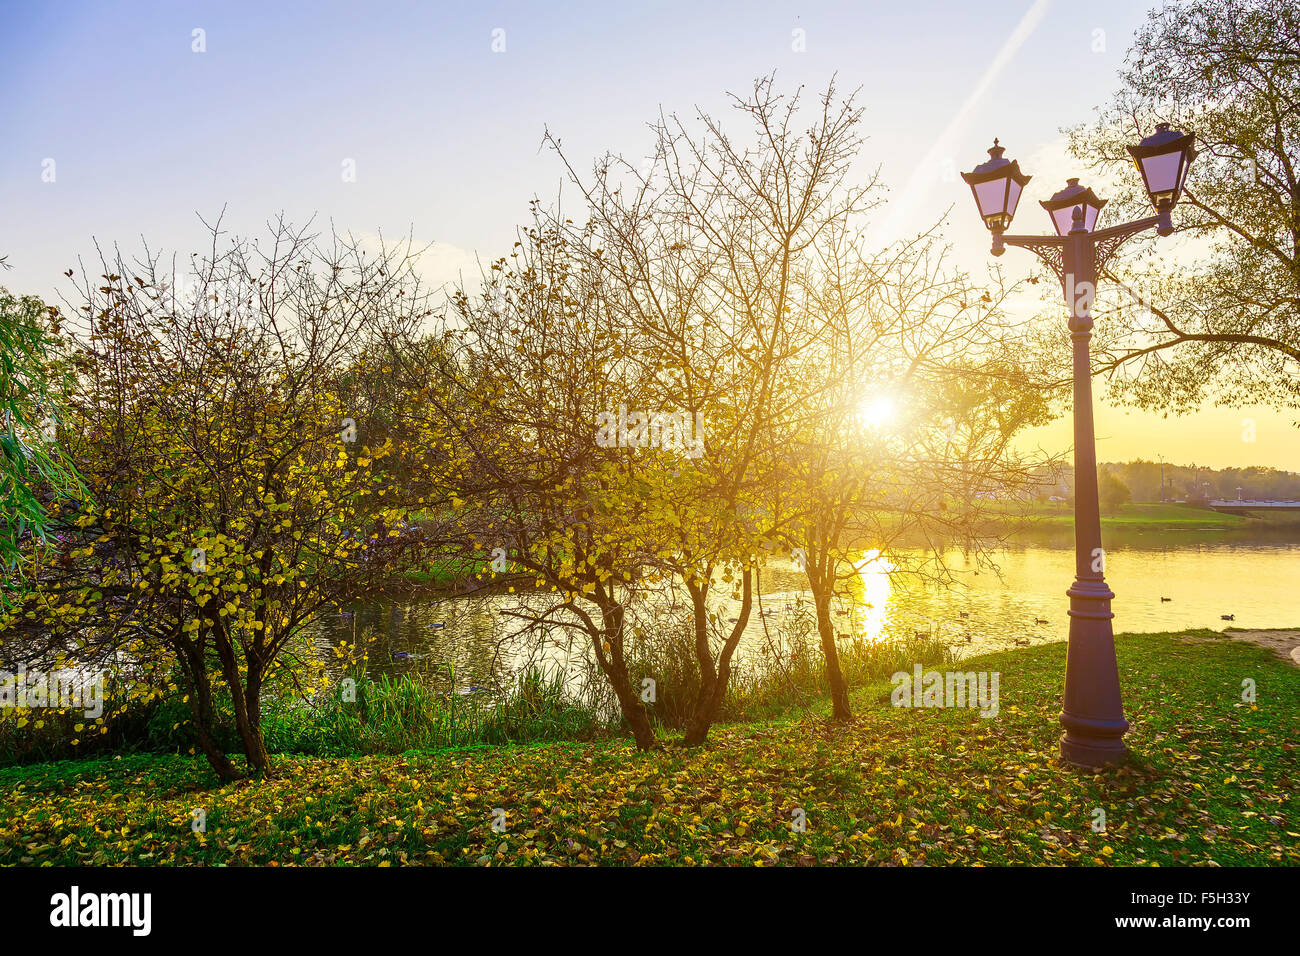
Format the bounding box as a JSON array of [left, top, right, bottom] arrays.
[[857, 395, 896, 430]]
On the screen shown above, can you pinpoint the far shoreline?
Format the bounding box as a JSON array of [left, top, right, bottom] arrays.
[[1004, 501, 1300, 534]]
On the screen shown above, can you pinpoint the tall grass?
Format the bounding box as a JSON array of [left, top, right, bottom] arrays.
[[261, 667, 608, 756], [0, 666, 609, 765], [626, 602, 958, 729]]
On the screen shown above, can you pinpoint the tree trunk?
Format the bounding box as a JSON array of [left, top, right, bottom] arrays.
[[212, 626, 272, 776], [683, 568, 752, 746], [683, 579, 717, 747], [179, 646, 241, 782], [814, 587, 852, 721], [683, 675, 724, 746], [241, 668, 271, 775], [192, 712, 240, 781], [613, 673, 660, 750], [593, 603, 659, 750]]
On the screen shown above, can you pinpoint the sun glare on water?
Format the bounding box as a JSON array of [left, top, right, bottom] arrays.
[[852, 548, 896, 643]]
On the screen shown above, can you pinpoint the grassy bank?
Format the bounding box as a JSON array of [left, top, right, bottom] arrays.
[[1010, 502, 1255, 531], [1, 630, 1295, 866]]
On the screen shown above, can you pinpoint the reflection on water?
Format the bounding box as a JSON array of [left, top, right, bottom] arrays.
[[854, 549, 894, 641], [306, 525, 1300, 693], [307, 592, 593, 696]]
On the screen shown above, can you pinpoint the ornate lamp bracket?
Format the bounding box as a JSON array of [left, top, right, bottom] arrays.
[[1089, 215, 1161, 274], [996, 214, 1160, 290]]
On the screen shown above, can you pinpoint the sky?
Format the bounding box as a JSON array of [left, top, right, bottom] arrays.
[[1, 0, 1295, 471]]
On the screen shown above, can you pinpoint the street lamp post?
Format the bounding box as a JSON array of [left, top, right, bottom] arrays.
[[962, 124, 1197, 769]]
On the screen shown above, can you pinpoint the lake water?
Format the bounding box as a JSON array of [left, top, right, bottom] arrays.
[[309, 525, 1300, 694]]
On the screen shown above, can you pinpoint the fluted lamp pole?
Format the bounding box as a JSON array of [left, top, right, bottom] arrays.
[[961, 124, 1197, 768]]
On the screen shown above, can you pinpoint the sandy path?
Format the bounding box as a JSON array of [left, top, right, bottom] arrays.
[[1182, 628, 1300, 666]]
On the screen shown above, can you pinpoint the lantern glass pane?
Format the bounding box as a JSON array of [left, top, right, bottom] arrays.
[[974, 178, 1009, 219], [1050, 206, 1074, 236], [1084, 203, 1101, 231], [1005, 179, 1023, 219], [1141, 151, 1183, 197]]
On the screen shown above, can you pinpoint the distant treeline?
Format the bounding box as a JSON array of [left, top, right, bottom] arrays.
[[1099, 460, 1300, 502]]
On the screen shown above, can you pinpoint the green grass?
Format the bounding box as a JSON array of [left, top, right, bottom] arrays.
[[397, 556, 488, 588], [1015, 502, 1255, 530], [1, 630, 1295, 866]]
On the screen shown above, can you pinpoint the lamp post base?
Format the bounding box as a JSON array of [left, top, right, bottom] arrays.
[[1060, 730, 1129, 769], [1059, 578, 1130, 770]]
